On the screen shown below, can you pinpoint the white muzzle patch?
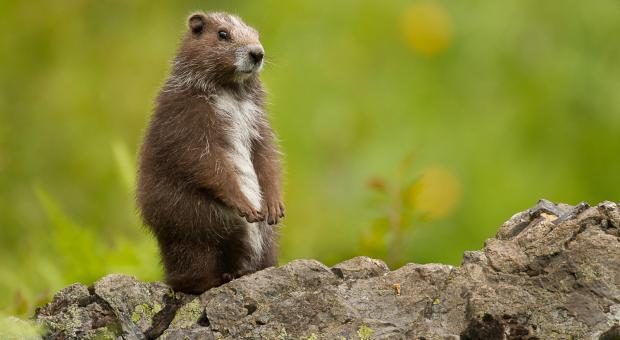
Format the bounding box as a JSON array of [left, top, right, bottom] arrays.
[[234, 44, 264, 76]]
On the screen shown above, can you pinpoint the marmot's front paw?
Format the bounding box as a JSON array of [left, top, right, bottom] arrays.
[[238, 203, 264, 223], [263, 200, 285, 225]]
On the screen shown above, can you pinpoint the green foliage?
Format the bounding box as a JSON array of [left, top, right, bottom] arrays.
[[35, 187, 106, 284], [0, 143, 160, 317], [0, 316, 42, 340], [1, 0, 619, 321], [360, 154, 423, 267]]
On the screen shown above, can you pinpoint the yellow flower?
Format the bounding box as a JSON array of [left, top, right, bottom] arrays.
[[401, 2, 453, 55], [408, 166, 461, 220]]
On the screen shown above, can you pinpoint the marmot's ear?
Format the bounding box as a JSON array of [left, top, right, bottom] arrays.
[[188, 12, 207, 35]]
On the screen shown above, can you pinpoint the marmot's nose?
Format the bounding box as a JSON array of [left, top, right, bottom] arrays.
[[249, 50, 264, 64]]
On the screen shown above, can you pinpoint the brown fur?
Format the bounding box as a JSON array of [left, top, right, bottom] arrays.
[[137, 12, 283, 294]]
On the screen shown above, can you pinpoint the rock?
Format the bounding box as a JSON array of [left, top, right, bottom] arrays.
[[331, 256, 390, 280], [34, 200, 620, 339]]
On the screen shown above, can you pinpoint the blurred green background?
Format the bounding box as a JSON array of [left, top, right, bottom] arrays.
[[1, 0, 619, 320]]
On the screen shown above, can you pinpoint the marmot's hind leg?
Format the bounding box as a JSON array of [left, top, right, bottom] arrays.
[[219, 222, 258, 278], [259, 243, 277, 269], [227, 222, 279, 276], [160, 239, 225, 294], [259, 226, 278, 269]]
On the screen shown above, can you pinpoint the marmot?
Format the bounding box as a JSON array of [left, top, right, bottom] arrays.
[[137, 11, 284, 294]]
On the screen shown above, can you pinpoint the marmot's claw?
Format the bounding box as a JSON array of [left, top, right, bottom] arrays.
[[238, 202, 265, 223], [263, 201, 285, 225], [243, 209, 264, 223], [279, 202, 285, 218]]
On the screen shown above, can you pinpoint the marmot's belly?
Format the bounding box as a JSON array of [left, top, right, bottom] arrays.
[[227, 146, 264, 257]]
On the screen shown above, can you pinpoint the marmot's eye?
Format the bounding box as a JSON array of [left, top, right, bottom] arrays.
[[218, 30, 230, 41]]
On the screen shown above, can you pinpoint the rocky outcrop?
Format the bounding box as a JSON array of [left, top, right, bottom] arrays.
[[35, 200, 620, 339]]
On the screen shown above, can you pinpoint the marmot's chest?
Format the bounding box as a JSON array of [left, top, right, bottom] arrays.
[[212, 92, 261, 143], [212, 92, 263, 210]]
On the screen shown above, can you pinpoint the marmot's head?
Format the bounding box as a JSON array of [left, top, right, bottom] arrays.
[[176, 12, 264, 86]]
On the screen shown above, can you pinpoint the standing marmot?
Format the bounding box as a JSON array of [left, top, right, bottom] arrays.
[[137, 11, 284, 294]]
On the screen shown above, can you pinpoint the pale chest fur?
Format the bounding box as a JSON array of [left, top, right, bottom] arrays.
[[212, 91, 265, 258]]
